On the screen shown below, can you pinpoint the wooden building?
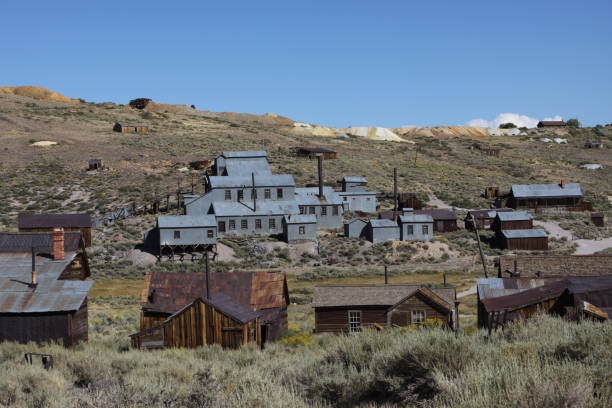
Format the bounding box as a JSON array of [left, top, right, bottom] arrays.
[[497, 254, 612, 278], [498, 229, 548, 250], [88, 157, 104, 171], [584, 141, 604, 149], [537, 120, 566, 128], [484, 186, 500, 199], [0, 230, 92, 346], [477, 276, 612, 329], [132, 270, 288, 349], [398, 193, 424, 210], [471, 143, 501, 156], [414, 209, 458, 233], [465, 209, 513, 231], [507, 183, 583, 210], [591, 212, 605, 227], [313, 284, 457, 333], [18, 213, 93, 247], [113, 122, 149, 133], [491, 211, 533, 231], [296, 146, 337, 160]]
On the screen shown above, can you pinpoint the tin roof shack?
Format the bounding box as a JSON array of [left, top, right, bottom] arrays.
[[0, 230, 92, 346], [113, 122, 149, 133], [313, 284, 457, 333], [591, 212, 605, 227], [498, 229, 548, 250], [537, 120, 566, 128], [296, 147, 337, 160], [477, 276, 612, 329], [508, 183, 583, 210], [338, 177, 378, 213], [135, 271, 289, 344], [491, 211, 533, 231], [497, 254, 612, 278], [364, 219, 400, 244], [131, 294, 263, 350], [399, 210, 433, 241], [18, 213, 93, 248], [157, 215, 217, 257], [283, 214, 317, 243], [344, 218, 367, 238], [414, 209, 457, 233], [465, 209, 513, 231]]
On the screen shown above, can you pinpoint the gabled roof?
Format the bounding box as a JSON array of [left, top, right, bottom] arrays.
[[212, 200, 299, 217], [511, 183, 582, 198], [414, 209, 457, 221], [157, 215, 216, 229], [284, 214, 317, 224], [313, 284, 455, 308], [399, 214, 433, 223], [501, 229, 547, 239], [496, 211, 533, 221], [223, 159, 272, 177], [208, 174, 295, 188], [369, 219, 398, 228], [141, 271, 288, 315], [342, 176, 367, 183], [171, 294, 262, 324], [389, 287, 452, 314], [18, 213, 92, 229], [221, 151, 267, 158], [0, 232, 82, 254]]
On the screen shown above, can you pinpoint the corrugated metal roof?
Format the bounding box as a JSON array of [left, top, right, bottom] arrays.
[[399, 214, 433, 223], [313, 284, 455, 308], [511, 183, 582, 198], [496, 211, 533, 221], [343, 177, 367, 183], [369, 219, 398, 228], [208, 174, 295, 188], [502, 229, 548, 239], [467, 209, 513, 219], [212, 200, 299, 217], [223, 159, 272, 176], [476, 278, 559, 300], [18, 213, 92, 229], [222, 151, 267, 158], [414, 209, 457, 221], [295, 187, 343, 205], [284, 214, 317, 224], [157, 215, 216, 228], [0, 232, 82, 254]]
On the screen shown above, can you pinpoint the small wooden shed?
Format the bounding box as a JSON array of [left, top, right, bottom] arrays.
[[591, 212, 605, 227], [491, 211, 533, 231], [414, 209, 457, 233], [498, 229, 548, 250], [88, 157, 104, 171], [113, 122, 149, 133], [296, 146, 337, 160]]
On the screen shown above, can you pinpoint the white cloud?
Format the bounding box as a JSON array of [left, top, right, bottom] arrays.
[[467, 113, 563, 128]]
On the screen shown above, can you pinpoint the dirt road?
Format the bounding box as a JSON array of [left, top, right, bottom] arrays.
[[534, 220, 612, 255]]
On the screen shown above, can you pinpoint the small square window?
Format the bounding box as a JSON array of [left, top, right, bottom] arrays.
[[309, 207, 315, 215], [343, 196, 347, 201], [411, 310, 426, 324], [241, 219, 248, 229], [407, 225, 414, 235], [237, 190, 244, 201], [207, 230, 214, 238], [300, 206, 305, 215], [321, 206, 327, 216], [299, 226, 305, 235], [422, 225, 429, 234], [332, 206, 339, 216], [173, 230, 181, 239], [255, 219, 262, 229], [264, 189, 271, 199], [229, 220, 236, 230], [225, 190, 232, 200], [269, 218, 276, 229]]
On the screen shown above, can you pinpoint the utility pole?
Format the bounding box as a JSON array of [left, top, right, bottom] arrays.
[[470, 214, 488, 277]]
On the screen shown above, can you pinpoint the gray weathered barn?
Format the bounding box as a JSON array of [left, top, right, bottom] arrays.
[[364, 219, 400, 244], [344, 218, 367, 238], [157, 215, 217, 256]]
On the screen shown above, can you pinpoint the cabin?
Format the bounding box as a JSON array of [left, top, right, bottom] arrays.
[[17, 213, 93, 247], [537, 121, 566, 128], [498, 229, 548, 250], [491, 211, 533, 231], [364, 219, 400, 244], [399, 211, 433, 241], [157, 215, 217, 257], [88, 157, 103, 171], [484, 186, 500, 199], [465, 209, 513, 231], [282, 214, 317, 243], [497, 254, 612, 278], [313, 284, 457, 333], [132, 270, 289, 349], [398, 193, 424, 210], [477, 276, 612, 329], [344, 218, 367, 238], [113, 122, 149, 133], [296, 147, 337, 160], [0, 229, 92, 346], [591, 212, 605, 227], [414, 209, 457, 233], [507, 183, 583, 209], [471, 143, 501, 156]]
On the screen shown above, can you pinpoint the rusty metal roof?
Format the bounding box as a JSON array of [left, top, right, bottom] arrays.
[[18, 213, 92, 229], [313, 284, 456, 308], [0, 232, 82, 254]]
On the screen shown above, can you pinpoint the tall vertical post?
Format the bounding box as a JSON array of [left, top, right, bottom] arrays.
[[470, 214, 489, 278], [252, 172, 257, 212], [443, 273, 447, 286], [384, 266, 388, 284], [317, 154, 324, 198], [393, 168, 398, 211], [205, 252, 210, 299]]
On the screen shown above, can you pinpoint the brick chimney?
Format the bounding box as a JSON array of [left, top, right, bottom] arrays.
[[52, 228, 65, 261]]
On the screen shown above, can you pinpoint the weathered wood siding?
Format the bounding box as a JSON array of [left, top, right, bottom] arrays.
[[69, 298, 88, 344], [501, 236, 549, 250], [314, 307, 387, 333], [0, 313, 71, 345], [492, 219, 533, 231], [18, 227, 91, 247], [389, 293, 450, 326]]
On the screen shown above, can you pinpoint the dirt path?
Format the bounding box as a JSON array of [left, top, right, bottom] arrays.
[[534, 220, 612, 255]]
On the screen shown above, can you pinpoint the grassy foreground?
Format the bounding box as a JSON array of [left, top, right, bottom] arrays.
[[0, 316, 610, 408]]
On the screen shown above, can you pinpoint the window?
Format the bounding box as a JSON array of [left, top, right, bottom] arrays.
[[343, 196, 348, 201], [269, 218, 276, 230], [229, 219, 236, 230], [411, 310, 426, 324], [407, 225, 414, 235], [309, 206, 316, 215], [225, 190, 232, 200], [255, 219, 262, 229], [173, 230, 181, 239], [277, 188, 283, 199], [237, 190, 244, 201], [207, 229, 214, 238], [251, 189, 257, 199], [264, 189, 271, 199], [332, 206, 339, 216], [300, 206, 305, 215], [422, 225, 429, 234], [218, 221, 226, 232], [348, 311, 362, 333], [366, 197, 371, 201], [321, 206, 327, 216], [241, 219, 248, 229], [299, 226, 305, 235]]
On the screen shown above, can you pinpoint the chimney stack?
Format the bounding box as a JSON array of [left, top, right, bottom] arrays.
[[559, 180, 565, 188], [252, 172, 257, 212], [52, 228, 64, 261], [30, 247, 38, 288], [393, 168, 398, 211], [317, 154, 324, 198]]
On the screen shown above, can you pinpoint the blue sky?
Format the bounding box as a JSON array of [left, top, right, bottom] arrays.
[[2, 0, 611, 127]]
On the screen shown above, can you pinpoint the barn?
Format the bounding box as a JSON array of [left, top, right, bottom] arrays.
[[491, 211, 533, 231], [498, 229, 548, 250], [18, 213, 93, 247], [313, 284, 457, 333], [0, 229, 92, 346], [113, 122, 149, 133]]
